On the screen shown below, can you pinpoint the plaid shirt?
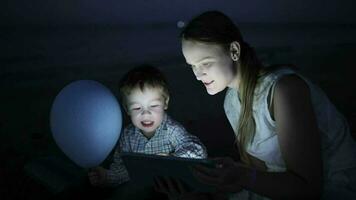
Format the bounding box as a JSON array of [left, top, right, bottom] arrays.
[[106, 114, 208, 186]]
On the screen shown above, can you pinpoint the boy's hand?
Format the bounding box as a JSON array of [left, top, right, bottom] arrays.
[[88, 166, 107, 186]]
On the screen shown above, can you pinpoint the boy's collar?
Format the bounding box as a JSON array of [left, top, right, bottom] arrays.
[[150, 113, 168, 139]]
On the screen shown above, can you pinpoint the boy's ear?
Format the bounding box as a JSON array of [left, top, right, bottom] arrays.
[[122, 104, 130, 116], [164, 97, 170, 110], [125, 109, 131, 116]]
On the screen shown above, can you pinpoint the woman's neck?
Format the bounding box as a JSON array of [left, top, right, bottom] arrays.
[[228, 74, 241, 91]]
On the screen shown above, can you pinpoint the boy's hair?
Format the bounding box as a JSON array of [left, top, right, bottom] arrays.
[[119, 64, 170, 108]]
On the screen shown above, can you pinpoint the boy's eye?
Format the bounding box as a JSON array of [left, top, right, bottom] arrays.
[[150, 105, 159, 108], [131, 107, 141, 111]]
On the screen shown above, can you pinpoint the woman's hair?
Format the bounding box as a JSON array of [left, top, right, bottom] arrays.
[[118, 64, 170, 109], [181, 11, 265, 165]]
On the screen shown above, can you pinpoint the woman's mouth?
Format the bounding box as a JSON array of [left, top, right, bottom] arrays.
[[203, 80, 214, 86], [141, 121, 154, 128]]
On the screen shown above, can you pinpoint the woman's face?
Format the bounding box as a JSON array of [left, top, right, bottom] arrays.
[[182, 39, 238, 95]]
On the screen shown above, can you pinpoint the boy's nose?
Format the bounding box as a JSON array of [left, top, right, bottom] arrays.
[[141, 109, 152, 115]]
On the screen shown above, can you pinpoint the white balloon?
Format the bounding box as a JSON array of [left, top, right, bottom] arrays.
[[50, 80, 122, 168]]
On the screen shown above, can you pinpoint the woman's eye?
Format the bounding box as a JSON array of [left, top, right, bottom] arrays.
[[202, 62, 211, 67]]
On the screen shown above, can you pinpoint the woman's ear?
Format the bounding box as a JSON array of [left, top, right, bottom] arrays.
[[230, 41, 240, 61], [164, 96, 170, 110]]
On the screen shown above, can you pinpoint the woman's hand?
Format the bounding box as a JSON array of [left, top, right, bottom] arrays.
[[154, 176, 190, 199], [88, 166, 107, 186], [154, 176, 211, 200], [192, 157, 250, 193]]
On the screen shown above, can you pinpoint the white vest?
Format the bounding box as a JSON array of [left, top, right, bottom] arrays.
[[224, 68, 356, 179]]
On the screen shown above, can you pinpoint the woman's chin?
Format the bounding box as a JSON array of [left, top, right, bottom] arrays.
[[206, 88, 219, 95]]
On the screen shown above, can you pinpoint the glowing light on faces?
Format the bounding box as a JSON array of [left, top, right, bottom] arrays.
[[126, 87, 167, 138], [182, 40, 237, 95]]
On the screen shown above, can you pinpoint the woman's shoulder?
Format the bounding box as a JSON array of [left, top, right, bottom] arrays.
[[259, 65, 297, 81], [273, 74, 311, 100], [256, 66, 298, 92]]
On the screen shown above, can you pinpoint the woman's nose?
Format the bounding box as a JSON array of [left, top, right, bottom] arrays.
[[194, 68, 205, 80]]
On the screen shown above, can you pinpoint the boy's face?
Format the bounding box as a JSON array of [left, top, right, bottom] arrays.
[[126, 87, 168, 138]]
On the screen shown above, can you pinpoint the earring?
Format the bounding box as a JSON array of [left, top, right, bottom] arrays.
[[232, 54, 239, 61]]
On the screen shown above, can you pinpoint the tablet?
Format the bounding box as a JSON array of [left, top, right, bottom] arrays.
[[121, 152, 216, 193]]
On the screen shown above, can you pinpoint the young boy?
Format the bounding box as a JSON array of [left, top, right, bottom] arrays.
[[88, 64, 207, 187]]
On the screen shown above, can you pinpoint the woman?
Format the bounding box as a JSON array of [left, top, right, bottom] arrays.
[[157, 11, 356, 200]]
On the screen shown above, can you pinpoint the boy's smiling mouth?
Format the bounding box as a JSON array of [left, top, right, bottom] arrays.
[[141, 121, 154, 127]]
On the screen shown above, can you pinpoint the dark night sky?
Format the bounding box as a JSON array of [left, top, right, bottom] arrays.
[[1, 0, 356, 26], [1, 1, 356, 199]]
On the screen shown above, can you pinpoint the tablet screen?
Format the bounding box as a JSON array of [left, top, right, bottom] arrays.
[[121, 152, 216, 193]]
